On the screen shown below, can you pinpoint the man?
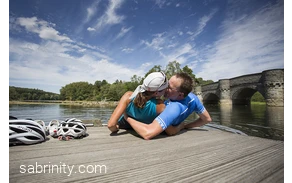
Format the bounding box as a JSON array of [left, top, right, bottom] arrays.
[[124, 72, 212, 140]]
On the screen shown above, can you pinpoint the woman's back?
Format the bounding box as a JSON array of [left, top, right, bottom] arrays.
[[125, 98, 158, 124]]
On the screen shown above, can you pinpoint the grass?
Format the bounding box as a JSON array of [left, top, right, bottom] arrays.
[[251, 101, 266, 105]]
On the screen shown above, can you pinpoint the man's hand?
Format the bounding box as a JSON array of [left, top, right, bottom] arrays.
[[178, 122, 185, 130]]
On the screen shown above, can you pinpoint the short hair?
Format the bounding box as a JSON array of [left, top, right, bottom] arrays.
[[176, 72, 194, 97]]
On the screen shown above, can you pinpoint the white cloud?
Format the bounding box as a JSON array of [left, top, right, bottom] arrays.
[[163, 43, 194, 64], [9, 38, 142, 93], [116, 26, 133, 39], [9, 0, 284, 94], [154, 0, 167, 8], [121, 47, 134, 53], [94, 0, 125, 31], [87, 27, 96, 31], [189, 8, 218, 41], [85, 0, 100, 23], [196, 1, 284, 81], [16, 17, 72, 42], [142, 32, 166, 51]]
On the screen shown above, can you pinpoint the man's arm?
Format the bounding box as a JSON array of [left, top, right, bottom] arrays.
[[107, 91, 132, 132], [164, 109, 212, 134], [125, 116, 164, 140], [184, 110, 212, 129]]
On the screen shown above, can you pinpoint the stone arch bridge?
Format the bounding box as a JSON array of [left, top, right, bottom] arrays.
[[194, 69, 284, 107]]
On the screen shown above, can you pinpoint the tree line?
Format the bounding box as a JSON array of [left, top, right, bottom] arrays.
[[9, 61, 214, 101], [9, 86, 60, 101], [9, 61, 266, 102]]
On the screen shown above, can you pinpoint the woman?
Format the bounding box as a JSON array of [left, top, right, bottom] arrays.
[[107, 71, 168, 133]]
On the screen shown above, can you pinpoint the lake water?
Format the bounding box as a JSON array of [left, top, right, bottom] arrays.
[[9, 104, 284, 141]]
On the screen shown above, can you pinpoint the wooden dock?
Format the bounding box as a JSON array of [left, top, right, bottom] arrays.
[[9, 127, 284, 183]]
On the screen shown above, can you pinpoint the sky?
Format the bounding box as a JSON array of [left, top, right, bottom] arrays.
[[9, 0, 284, 94]]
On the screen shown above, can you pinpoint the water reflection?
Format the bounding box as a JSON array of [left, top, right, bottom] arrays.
[[265, 106, 284, 140], [219, 104, 232, 126], [9, 103, 284, 141], [215, 104, 284, 141]]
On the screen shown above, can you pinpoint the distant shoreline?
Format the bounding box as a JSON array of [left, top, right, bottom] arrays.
[[9, 100, 119, 107], [9, 100, 115, 126]]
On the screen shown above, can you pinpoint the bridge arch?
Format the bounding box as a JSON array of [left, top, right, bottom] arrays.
[[194, 69, 284, 107], [232, 87, 260, 105], [203, 93, 219, 104]]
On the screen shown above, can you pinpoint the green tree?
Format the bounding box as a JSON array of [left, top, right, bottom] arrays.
[[97, 83, 111, 101], [182, 65, 196, 84], [59, 82, 93, 101], [251, 91, 265, 102], [144, 65, 163, 78], [165, 61, 181, 78], [107, 82, 127, 101], [9, 61, 216, 102], [196, 77, 214, 86], [126, 75, 143, 91], [9, 87, 19, 100]]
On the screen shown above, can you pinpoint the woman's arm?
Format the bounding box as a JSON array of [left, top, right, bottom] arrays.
[[107, 91, 132, 132], [156, 99, 165, 114]]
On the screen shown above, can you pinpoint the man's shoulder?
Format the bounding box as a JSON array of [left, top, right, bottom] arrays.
[[187, 92, 197, 98], [166, 100, 186, 112], [187, 92, 200, 102]]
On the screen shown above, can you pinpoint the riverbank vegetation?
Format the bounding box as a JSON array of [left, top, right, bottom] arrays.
[[9, 61, 265, 103], [9, 100, 119, 107], [9, 61, 213, 102], [9, 99, 265, 107]]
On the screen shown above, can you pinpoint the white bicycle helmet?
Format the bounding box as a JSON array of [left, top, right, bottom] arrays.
[[35, 120, 49, 136], [9, 119, 47, 145], [47, 119, 60, 138], [57, 118, 87, 139]]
